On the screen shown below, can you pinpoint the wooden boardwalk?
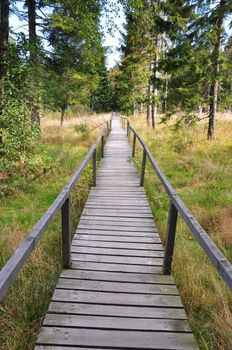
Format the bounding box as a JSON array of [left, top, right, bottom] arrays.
[[35, 115, 198, 349]]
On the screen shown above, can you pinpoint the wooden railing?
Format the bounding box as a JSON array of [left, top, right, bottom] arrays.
[[120, 115, 232, 291], [0, 117, 112, 301]]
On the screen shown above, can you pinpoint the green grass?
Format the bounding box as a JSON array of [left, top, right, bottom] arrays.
[[0, 115, 104, 350], [130, 116, 232, 350]]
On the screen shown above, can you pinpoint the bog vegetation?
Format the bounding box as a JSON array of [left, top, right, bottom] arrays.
[[0, 0, 232, 349]]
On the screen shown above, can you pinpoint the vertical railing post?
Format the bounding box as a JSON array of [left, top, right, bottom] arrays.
[[132, 133, 136, 157], [62, 196, 71, 269], [163, 202, 178, 275], [127, 120, 129, 136], [93, 149, 97, 186], [106, 121, 109, 134], [101, 135, 104, 158], [140, 148, 146, 186]]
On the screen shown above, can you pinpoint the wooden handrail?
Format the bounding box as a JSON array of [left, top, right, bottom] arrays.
[[0, 117, 113, 301], [119, 115, 232, 291]]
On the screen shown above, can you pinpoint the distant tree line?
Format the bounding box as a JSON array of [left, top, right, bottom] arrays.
[[114, 0, 232, 140]]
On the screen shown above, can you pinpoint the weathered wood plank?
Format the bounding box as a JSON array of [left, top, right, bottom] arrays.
[[71, 253, 163, 265], [77, 225, 156, 232], [71, 246, 164, 258], [52, 289, 183, 307], [72, 239, 163, 249], [73, 234, 161, 243], [36, 328, 197, 349], [48, 301, 187, 319], [57, 278, 178, 294], [60, 269, 175, 284], [71, 261, 163, 273], [44, 314, 191, 332], [75, 229, 159, 236], [80, 216, 155, 223]]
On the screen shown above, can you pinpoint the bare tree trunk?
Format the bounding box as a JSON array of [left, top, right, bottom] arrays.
[[151, 34, 160, 129], [0, 0, 9, 145], [207, 0, 225, 140], [147, 78, 152, 125], [151, 101, 157, 129], [60, 106, 66, 126], [163, 78, 168, 112], [28, 0, 40, 127]]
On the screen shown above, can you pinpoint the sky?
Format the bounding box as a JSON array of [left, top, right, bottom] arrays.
[[101, 4, 126, 68]]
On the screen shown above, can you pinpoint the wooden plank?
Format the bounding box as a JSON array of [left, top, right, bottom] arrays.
[[44, 314, 191, 332], [82, 210, 152, 217], [60, 269, 175, 284], [77, 225, 156, 232], [80, 216, 155, 223], [52, 289, 183, 307], [75, 229, 159, 236], [48, 302, 187, 319], [71, 246, 164, 258], [36, 328, 197, 349], [71, 261, 163, 273], [73, 234, 161, 243], [78, 220, 157, 228], [56, 278, 178, 295], [71, 253, 163, 266], [72, 239, 163, 249]]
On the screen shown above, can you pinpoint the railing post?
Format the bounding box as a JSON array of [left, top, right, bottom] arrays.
[[93, 149, 97, 186], [106, 121, 109, 134], [127, 120, 129, 136], [140, 148, 146, 186], [132, 133, 136, 157], [101, 135, 104, 158], [61, 196, 72, 269], [163, 202, 178, 275]]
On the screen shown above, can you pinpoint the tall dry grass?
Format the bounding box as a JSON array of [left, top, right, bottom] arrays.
[[0, 112, 110, 350], [129, 113, 232, 350]]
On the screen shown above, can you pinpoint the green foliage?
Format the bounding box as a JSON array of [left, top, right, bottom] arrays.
[[1, 0, 113, 179], [116, 0, 232, 136], [0, 34, 41, 176], [74, 123, 89, 140]]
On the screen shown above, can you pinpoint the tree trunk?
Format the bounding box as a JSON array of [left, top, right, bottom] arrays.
[[0, 0, 9, 120], [151, 101, 157, 129], [0, 0, 9, 108], [147, 79, 152, 125], [151, 34, 160, 129], [207, 0, 225, 140], [28, 0, 40, 127], [60, 106, 66, 126], [162, 78, 168, 113]]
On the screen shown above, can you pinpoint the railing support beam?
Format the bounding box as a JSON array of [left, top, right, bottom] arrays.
[[132, 133, 136, 157], [140, 149, 146, 186], [101, 135, 104, 158], [163, 202, 178, 275], [61, 196, 72, 269], [93, 149, 97, 186]]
